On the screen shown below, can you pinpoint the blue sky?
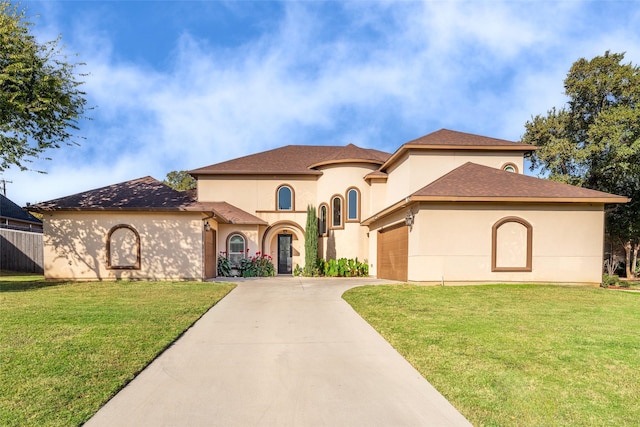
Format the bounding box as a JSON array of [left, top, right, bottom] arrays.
[[4, 0, 640, 206]]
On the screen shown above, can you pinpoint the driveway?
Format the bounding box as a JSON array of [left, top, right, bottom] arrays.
[[85, 277, 471, 426]]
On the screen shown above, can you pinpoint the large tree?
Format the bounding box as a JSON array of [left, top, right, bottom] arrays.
[[522, 51, 640, 278], [163, 170, 196, 191], [0, 1, 87, 171]]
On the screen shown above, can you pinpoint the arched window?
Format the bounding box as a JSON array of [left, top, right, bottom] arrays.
[[228, 233, 247, 267], [502, 162, 518, 173], [331, 195, 343, 229], [106, 224, 141, 270], [318, 204, 328, 235], [346, 187, 360, 222], [277, 185, 293, 211], [492, 217, 532, 272]]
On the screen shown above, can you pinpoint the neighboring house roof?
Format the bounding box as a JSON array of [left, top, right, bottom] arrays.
[[1, 194, 42, 225], [28, 176, 267, 225], [379, 129, 537, 172], [190, 144, 391, 176], [363, 162, 629, 225]]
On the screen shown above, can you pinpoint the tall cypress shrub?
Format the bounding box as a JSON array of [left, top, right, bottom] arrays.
[[304, 205, 318, 276]]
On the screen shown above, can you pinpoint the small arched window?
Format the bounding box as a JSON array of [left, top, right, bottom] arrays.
[[331, 195, 343, 229], [346, 187, 360, 222], [502, 163, 518, 173], [277, 185, 293, 211], [318, 204, 328, 235], [106, 224, 141, 270], [228, 234, 247, 267]]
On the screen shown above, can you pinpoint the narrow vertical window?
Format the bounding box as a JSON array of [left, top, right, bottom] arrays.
[[331, 196, 343, 228], [346, 187, 360, 221], [318, 204, 328, 235], [228, 234, 246, 267], [277, 185, 293, 211]]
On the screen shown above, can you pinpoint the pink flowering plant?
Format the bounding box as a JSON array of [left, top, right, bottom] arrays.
[[239, 251, 275, 277]]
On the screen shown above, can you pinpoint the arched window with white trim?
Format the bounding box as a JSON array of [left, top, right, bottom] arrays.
[[228, 233, 247, 267], [346, 187, 360, 222]]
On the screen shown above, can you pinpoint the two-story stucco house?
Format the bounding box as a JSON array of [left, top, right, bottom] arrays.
[[30, 129, 628, 284]]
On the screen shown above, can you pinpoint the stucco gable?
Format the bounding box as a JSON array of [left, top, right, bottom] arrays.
[[379, 129, 536, 173]]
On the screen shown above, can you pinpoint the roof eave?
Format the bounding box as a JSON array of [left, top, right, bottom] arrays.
[[189, 170, 323, 177], [409, 195, 630, 203], [361, 195, 629, 226], [307, 158, 385, 169]]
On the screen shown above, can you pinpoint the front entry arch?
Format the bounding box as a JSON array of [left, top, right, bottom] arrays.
[[262, 221, 305, 275]]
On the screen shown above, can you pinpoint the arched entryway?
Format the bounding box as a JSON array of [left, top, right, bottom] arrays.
[[262, 221, 305, 275]]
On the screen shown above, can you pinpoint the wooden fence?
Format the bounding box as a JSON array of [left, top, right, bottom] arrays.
[[0, 229, 44, 274]]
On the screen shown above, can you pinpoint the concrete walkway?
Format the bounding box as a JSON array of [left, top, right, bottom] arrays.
[[85, 277, 471, 426]]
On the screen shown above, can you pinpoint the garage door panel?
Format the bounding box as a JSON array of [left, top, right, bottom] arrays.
[[377, 224, 408, 281]]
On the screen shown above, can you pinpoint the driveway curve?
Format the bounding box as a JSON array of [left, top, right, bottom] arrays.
[[86, 277, 471, 426]]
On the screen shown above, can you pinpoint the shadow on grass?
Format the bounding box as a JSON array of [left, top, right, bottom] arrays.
[[0, 279, 61, 292]]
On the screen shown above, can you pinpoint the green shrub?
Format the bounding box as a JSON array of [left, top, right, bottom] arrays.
[[217, 254, 232, 277], [319, 257, 368, 278], [602, 273, 620, 288]]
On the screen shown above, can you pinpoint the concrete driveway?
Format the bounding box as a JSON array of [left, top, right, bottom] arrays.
[[85, 277, 471, 426]]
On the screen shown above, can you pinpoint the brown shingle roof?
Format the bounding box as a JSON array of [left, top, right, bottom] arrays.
[[28, 177, 268, 225], [29, 177, 197, 211], [190, 144, 391, 176], [362, 163, 628, 225], [204, 202, 267, 225], [406, 128, 534, 149], [411, 162, 629, 201]]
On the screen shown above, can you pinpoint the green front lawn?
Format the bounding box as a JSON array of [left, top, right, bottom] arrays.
[[0, 279, 235, 427], [344, 284, 640, 426]]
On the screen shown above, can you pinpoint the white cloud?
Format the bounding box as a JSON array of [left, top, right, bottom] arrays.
[[5, 0, 640, 207]]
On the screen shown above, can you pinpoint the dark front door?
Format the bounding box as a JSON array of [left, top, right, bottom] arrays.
[[278, 234, 292, 274]]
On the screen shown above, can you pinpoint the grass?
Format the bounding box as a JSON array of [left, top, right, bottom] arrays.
[[343, 284, 640, 426], [0, 278, 235, 427]]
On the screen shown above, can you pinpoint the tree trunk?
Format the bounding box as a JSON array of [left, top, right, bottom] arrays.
[[631, 243, 639, 279], [623, 240, 633, 278]]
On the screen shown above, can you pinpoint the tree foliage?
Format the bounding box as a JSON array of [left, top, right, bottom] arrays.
[[163, 170, 196, 191], [522, 51, 640, 277], [304, 205, 318, 276], [0, 1, 87, 171]]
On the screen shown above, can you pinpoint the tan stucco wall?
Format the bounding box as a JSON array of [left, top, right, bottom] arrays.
[[384, 150, 525, 207], [43, 211, 205, 281], [197, 176, 317, 214], [369, 203, 605, 284], [197, 164, 375, 263]]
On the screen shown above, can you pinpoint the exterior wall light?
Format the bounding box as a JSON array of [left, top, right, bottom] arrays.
[[405, 210, 415, 230]]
